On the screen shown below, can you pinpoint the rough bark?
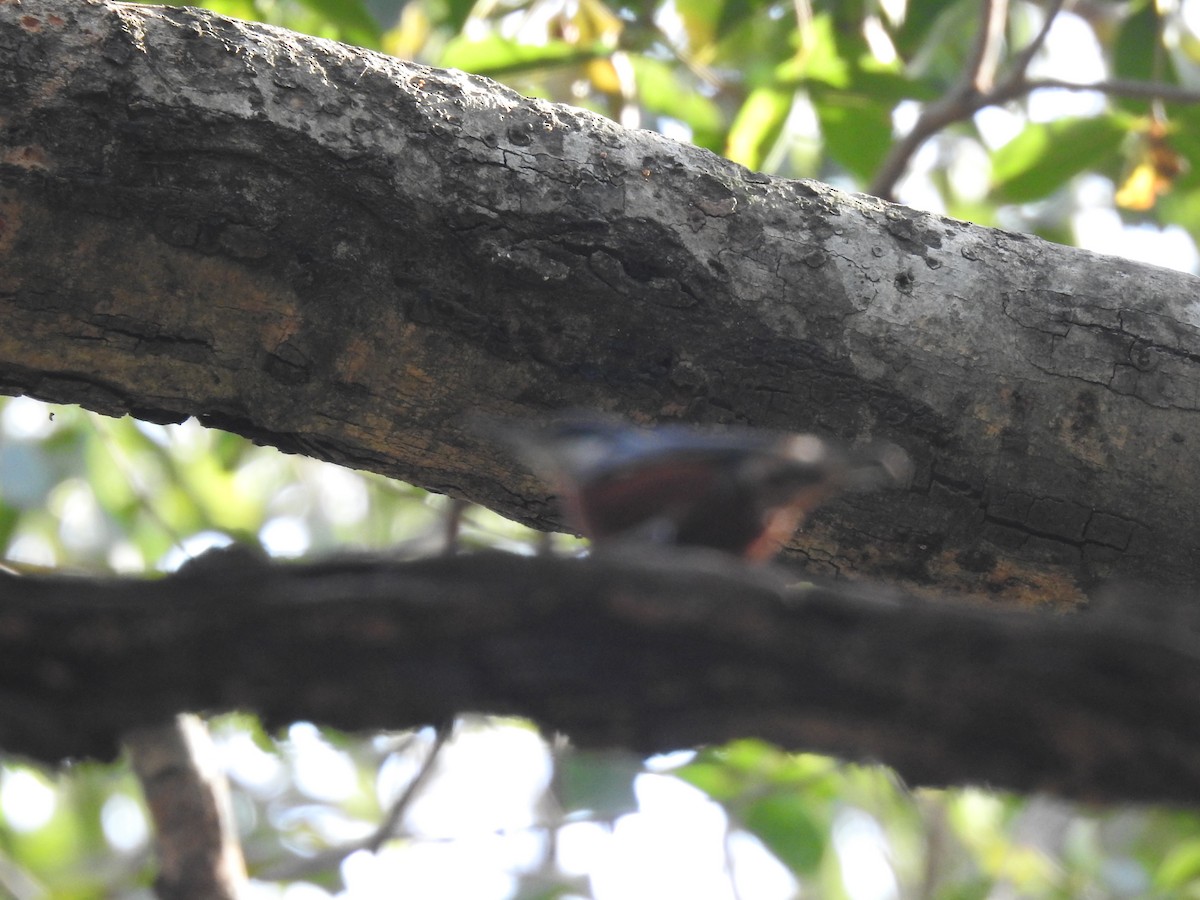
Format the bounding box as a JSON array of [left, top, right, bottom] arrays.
[[2, 550, 1199, 805], [5, 0, 1200, 605]]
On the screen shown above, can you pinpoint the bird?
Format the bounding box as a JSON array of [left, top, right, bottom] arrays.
[[480, 412, 911, 561]]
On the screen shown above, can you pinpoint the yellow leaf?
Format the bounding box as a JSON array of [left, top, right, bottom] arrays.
[[587, 58, 622, 95], [1116, 161, 1161, 211]]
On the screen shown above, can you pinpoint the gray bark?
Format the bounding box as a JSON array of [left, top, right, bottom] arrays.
[[2, 7, 1199, 604]]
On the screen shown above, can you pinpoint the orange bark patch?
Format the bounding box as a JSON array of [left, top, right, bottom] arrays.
[[3, 145, 49, 170], [920, 549, 1086, 609], [791, 524, 1087, 610]]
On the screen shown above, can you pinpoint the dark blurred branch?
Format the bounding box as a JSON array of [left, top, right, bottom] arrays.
[[3, 550, 1200, 805]]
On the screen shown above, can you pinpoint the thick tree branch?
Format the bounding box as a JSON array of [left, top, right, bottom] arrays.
[[5, 0, 1200, 609], [2, 551, 1200, 805]]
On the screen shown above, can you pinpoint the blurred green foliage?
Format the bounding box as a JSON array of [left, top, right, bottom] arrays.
[[8, 0, 1200, 895]]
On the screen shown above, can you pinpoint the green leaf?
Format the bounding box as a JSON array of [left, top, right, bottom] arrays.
[[898, 0, 986, 86], [631, 57, 724, 143], [1156, 184, 1200, 238], [711, 738, 784, 774], [797, 67, 937, 104], [673, 741, 770, 800], [1113, 2, 1161, 84], [555, 750, 641, 819], [991, 116, 1127, 203], [673, 761, 744, 802], [816, 93, 895, 182], [1156, 838, 1200, 890], [715, 0, 759, 39], [1112, 6, 1178, 117], [771, 13, 920, 182], [195, 0, 262, 21], [0, 502, 18, 550], [674, 741, 839, 802], [441, 0, 476, 32], [934, 877, 995, 900], [709, 5, 796, 85], [773, 13, 847, 88], [440, 34, 604, 77], [672, 0, 720, 50], [292, 0, 381, 47], [679, 749, 830, 874], [726, 85, 793, 170], [674, 0, 768, 48], [738, 792, 826, 874], [891, 0, 968, 59]]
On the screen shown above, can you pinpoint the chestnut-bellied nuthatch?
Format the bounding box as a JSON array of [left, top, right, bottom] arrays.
[[483, 413, 911, 561]]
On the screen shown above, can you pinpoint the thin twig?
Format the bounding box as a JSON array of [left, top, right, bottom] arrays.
[[914, 793, 947, 900], [440, 498, 468, 557], [86, 414, 187, 556], [0, 848, 47, 900], [1003, 0, 1065, 82], [257, 722, 455, 881], [366, 721, 454, 852], [723, 820, 746, 900], [1017, 77, 1200, 104]]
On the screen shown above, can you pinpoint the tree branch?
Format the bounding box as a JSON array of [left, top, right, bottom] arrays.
[[963, 0, 1009, 95], [257, 724, 452, 880], [126, 715, 248, 900], [366, 722, 451, 852], [1018, 77, 1200, 104], [2, 550, 1200, 805], [868, 0, 1200, 193], [6, 0, 1200, 610], [870, 0, 1063, 200], [1005, 0, 1065, 83]]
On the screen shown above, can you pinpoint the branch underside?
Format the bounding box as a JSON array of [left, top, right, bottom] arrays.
[[2, 551, 1198, 806]]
